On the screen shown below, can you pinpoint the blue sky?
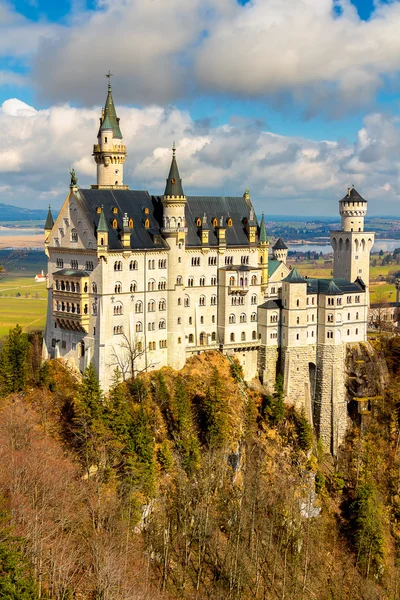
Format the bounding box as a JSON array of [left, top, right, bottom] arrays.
[[2, 0, 400, 216]]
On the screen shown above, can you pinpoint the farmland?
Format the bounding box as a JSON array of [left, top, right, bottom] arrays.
[[0, 273, 47, 339]]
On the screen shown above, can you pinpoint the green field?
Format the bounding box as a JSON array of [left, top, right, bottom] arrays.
[[0, 274, 47, 340]]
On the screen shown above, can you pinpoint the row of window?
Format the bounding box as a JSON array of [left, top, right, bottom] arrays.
[[55, 259, 94, 271], [54, 301, 88, 314], [232, 294, 258, 306], [229, 275, 258, 286], [187, 276, 217, 287], [133, 321, 167, 332], [229, 313, 257, 323], [228, 331, 258, 342]]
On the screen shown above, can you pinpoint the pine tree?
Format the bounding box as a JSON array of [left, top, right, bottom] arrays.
[[0, 325, 29, 395], [204, 367, 229, 449], [296, 408, 313, 452]]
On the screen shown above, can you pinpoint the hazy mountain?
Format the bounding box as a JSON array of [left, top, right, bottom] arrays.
[[0, 202, 48, 222]]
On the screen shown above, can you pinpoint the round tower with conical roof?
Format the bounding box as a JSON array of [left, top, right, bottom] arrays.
[[272, 237, 288, 264], [330, 187, 374, 298], [92, 75, 128, 189]]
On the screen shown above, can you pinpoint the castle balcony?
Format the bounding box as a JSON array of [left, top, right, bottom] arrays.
[[93, 143, 126, 153], [53, 309, 89, 333], [228, 285, 249, 295]]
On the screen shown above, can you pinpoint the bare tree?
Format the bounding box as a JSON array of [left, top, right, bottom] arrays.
[[108, 333, 157, 381], [370, 289, 391, 332]]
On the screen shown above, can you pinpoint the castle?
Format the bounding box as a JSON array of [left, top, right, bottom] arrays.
[[43, 81, 374, 453]]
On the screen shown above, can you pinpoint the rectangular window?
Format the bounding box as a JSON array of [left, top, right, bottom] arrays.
[[61, 340, 66, 349], [72, 343, 76, 351]]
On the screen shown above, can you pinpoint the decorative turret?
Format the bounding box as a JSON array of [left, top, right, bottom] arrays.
[[217, 215, 226, 251], [258, 212, 270, 293], [97, 206, 109, 257], [272, 237, 288, 264], [44, 205, 54, 241], [162, 143, 187, 235], [92, 73, 128, 190]]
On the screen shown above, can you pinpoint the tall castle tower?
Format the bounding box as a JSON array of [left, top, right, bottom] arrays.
[[92, 74, 128, 190], [162, 144, 187, 370], [330, 187, 374, 297]]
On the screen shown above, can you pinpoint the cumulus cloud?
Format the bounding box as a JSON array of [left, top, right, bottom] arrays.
[[14, 0, 400, 115], [1, 97, 400, 215]]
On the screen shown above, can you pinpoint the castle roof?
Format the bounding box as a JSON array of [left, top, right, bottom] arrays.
[[54, 269, 90, 278], [72, 189, 256, 250], [305, 277, 365, 295], [97, 207, 109, 233], [340, 186, 366, 202], [283, 267, 306, 283], [164, 144, 184, 197], [273, 237, 288, 250], [268, 259, 284, 277], [259, 298, 282, 310], [98, 82, 122, 139]]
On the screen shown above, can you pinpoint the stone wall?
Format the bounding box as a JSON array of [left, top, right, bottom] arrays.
[[282, 345, 317, 424], [259, 345, 279, 392]]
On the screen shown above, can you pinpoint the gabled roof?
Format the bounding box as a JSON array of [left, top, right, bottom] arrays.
[[273, 237, 288, 250], [283, 267, 306, 283], [97, 208, 109, 233], [268, 259, 284, 277], [98, 82, 122, 139], [340, 186, 366, 202], [164, 144, 184, 197], [74, 189, 168, 251], [44, 205, 54, 230]]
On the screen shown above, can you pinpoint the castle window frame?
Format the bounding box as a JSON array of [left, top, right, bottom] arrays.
[[112, 218, 118, 229], [135, 301, 143, 313], [113, 302, 123, 315], [56, 258, 64, 268], [251, 312, 257, 322], [212, 332, 216, 342], [227, 218, 233, 227], [211, 295, 217, 306], [71, 260, 78, 270], [130, 281, 137, 293], [230, 333, 235, 342], [176, 276, 183, 285], [251, 275, 257, 285], [128, 218, 134, 228], [191, 257, 200, 267], [188, 277, 194, 287], [158, 279, 167, 291], [184, 295, 190, 307], [355, 295, 360, 303], [159, 298, 166, 311], [327, 331, 334, 339], [188, 334, 194, 344], [71, 229, 78, 243], [130, 260, 138, 270], [199, 295, 206, 306], [327, 313, 334, 323], [241, 331, 246, 341], [337, 297, 342, 305], [144, 218, 150, 229], [240, 313, 246, 323], [212, 217, 218, 228], [356, 312, 359, 320], [196, 217, 202, 227], [148, 300, 155, 312], [251, 294, 257, 305], [148, 279, 155, 291], [114, 261, 122, 271], [112, 207, 118, 214], [211, 277, 217, 286], [113, 325, 123, 335], [347, 296, 352, 303], [229, 314, 235, 324], [189, 317, 192, 325], [347, 329, 350, 336], [296, 333, 300, 340], [136, 322, 143, 332], [114, 283, 122, 293], [200, 316, 204, 324], [356, 328, 359, 335], [252, 330, 257, 340], [159, 319, 166, 329], [199, 277, 205, 286], [144, 207, 149, 215]]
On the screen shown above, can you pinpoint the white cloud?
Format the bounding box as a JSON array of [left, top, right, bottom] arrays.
[[1, 97, 400, 215]]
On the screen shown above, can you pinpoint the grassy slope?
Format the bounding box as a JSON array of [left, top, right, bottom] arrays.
[[0, 274, 47, 339]]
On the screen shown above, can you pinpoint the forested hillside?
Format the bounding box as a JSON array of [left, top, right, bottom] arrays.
[[1, 326, 400, 599]]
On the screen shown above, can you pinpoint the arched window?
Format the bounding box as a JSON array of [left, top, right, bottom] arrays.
[[199, 295, 206, 306], [159, 319, 166, 329], [327, 330, 334, 339], [251, 275, 257, 285], [252, 330, 257, 340], [229, 276, 235, 286], [189, 334, 194, 343], [135, 301, 143, 313], [114, 282, 122, 293], [130, 281, 137, 293], [211, 332, 216, 342], [71, 228, 78, 243], [212, 217, 218, 227], [227, 218, 233, 227], [128, 218, 134, 228], [199, 277, 205, 286], [148, 279, 155, 291], [188, 277, 194, 287], [158, 279, 167, 290], [92, 283, 97, 294], [177, 317, 181, 324], [159, 298, 166, 311], [230, 333, 235, 342], [196, 217, 202, 227], [327, 313, 334, 323], [240, 313, 246, 323], [211, 295, 217, 306], [114, 261, 122, 271], [176, 276, 182, 285], [92, 303, 97, 315], [251, 312, 257, 322], [130, 260, 138, 270], [144, 218, 150, 229], [184, 295, 190, 307], [113, 302, 123, 315], [241, 331, 246, 341], [148, 300, 155, 312], [229, 314, 235, 324], [112, 218, 118, 229], [199, 333, 205, 346], [136, 322, 143, 332], [251, 294, 257, 305]]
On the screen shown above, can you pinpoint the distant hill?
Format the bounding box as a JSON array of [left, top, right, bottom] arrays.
[[0, 202, 48, 222]]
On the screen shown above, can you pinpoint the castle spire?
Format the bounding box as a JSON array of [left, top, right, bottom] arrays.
[[259, 212, 268, 244], [92, 75, 128, 189], [98, 72, 122, 139], [44, 205, 54, 232], [164, 142, 184, 197]]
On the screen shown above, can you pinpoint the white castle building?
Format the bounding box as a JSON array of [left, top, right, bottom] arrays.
[[43, 81, 374, 452]]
